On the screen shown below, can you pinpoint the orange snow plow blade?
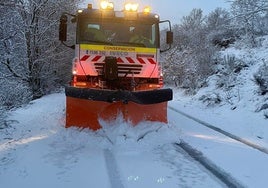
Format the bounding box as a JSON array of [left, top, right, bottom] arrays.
[[65, 86, 172, 130]]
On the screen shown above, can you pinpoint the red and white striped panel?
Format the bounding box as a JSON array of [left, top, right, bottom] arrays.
[[80, 55, 156, 65], [80, 55, 102, 62]]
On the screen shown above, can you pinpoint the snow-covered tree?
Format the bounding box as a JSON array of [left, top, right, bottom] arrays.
[[164, 9, 217, 93], [0, 0, 79, 110], [0, 1, 32, 108], [205, 8, 235, 48], [230, 0, 268, 46], [254, 61, 268, 95]]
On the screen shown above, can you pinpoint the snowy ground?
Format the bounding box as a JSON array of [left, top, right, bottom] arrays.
[[169, 96, 268, 188], [0, 93, 220, 188], [1, 36, 268, 188], [0, 90, 267, 188], [177, 36, 268, 149], [168, 36, 268, 187]]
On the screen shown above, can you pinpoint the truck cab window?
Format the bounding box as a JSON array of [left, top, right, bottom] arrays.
[[77, 20, 158, 48]]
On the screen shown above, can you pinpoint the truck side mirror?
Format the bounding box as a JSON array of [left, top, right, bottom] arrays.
[[59, 15, 68, 41], [166, 31, 173, 45]]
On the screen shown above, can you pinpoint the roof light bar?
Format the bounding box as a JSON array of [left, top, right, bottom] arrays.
[[124, 3, 139, 12], [100, 1, 114, 10], [143, 6, 151, 14]]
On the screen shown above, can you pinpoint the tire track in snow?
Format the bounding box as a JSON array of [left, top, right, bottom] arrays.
[[169, 106, 268, 155], [104, 149, 125, 188], [174, 141, 246, 188]]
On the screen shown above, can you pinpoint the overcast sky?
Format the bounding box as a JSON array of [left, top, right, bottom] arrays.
[[87, 0, 230, 24]]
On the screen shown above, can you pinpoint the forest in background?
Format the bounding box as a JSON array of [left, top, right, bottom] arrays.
[[0, 0, 268, 119], [162, 0, 268, 94], [0, 0, 82, 115]]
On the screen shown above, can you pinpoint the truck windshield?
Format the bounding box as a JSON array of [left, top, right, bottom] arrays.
[[77, 20, 158, 48]]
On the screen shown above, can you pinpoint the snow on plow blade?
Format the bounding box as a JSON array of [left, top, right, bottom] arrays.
[[65, 86, 173, 130]]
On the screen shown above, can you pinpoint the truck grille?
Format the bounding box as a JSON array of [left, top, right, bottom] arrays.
[[94, 63, 143, 76]]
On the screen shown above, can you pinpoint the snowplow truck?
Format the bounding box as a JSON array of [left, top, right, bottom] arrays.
[[59, 2, 173, 130]]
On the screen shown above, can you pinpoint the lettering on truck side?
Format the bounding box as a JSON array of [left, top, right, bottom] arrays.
[[110, 51, 129, 56], [85, 50, 130, 57], [86, 50, 106, 56]]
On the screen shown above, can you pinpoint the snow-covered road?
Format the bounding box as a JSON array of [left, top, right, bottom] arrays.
[[169, 102, 268, 187], [1, 92, 268, 187]]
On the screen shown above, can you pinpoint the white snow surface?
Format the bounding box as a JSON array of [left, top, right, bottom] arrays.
[[1, 36, 268, 187], [1, 90, 267, 188], [0, 93, 221, 188]]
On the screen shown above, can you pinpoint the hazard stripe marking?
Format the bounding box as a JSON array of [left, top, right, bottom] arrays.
[[137, 57, 146, 64], [148, 58, 156, 64], [117, 57, 124, 63], [80, 55, 157, 65], [80, 55, 90, 61], [92, 55, 102, 62], [126, 57, 135, 64]]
